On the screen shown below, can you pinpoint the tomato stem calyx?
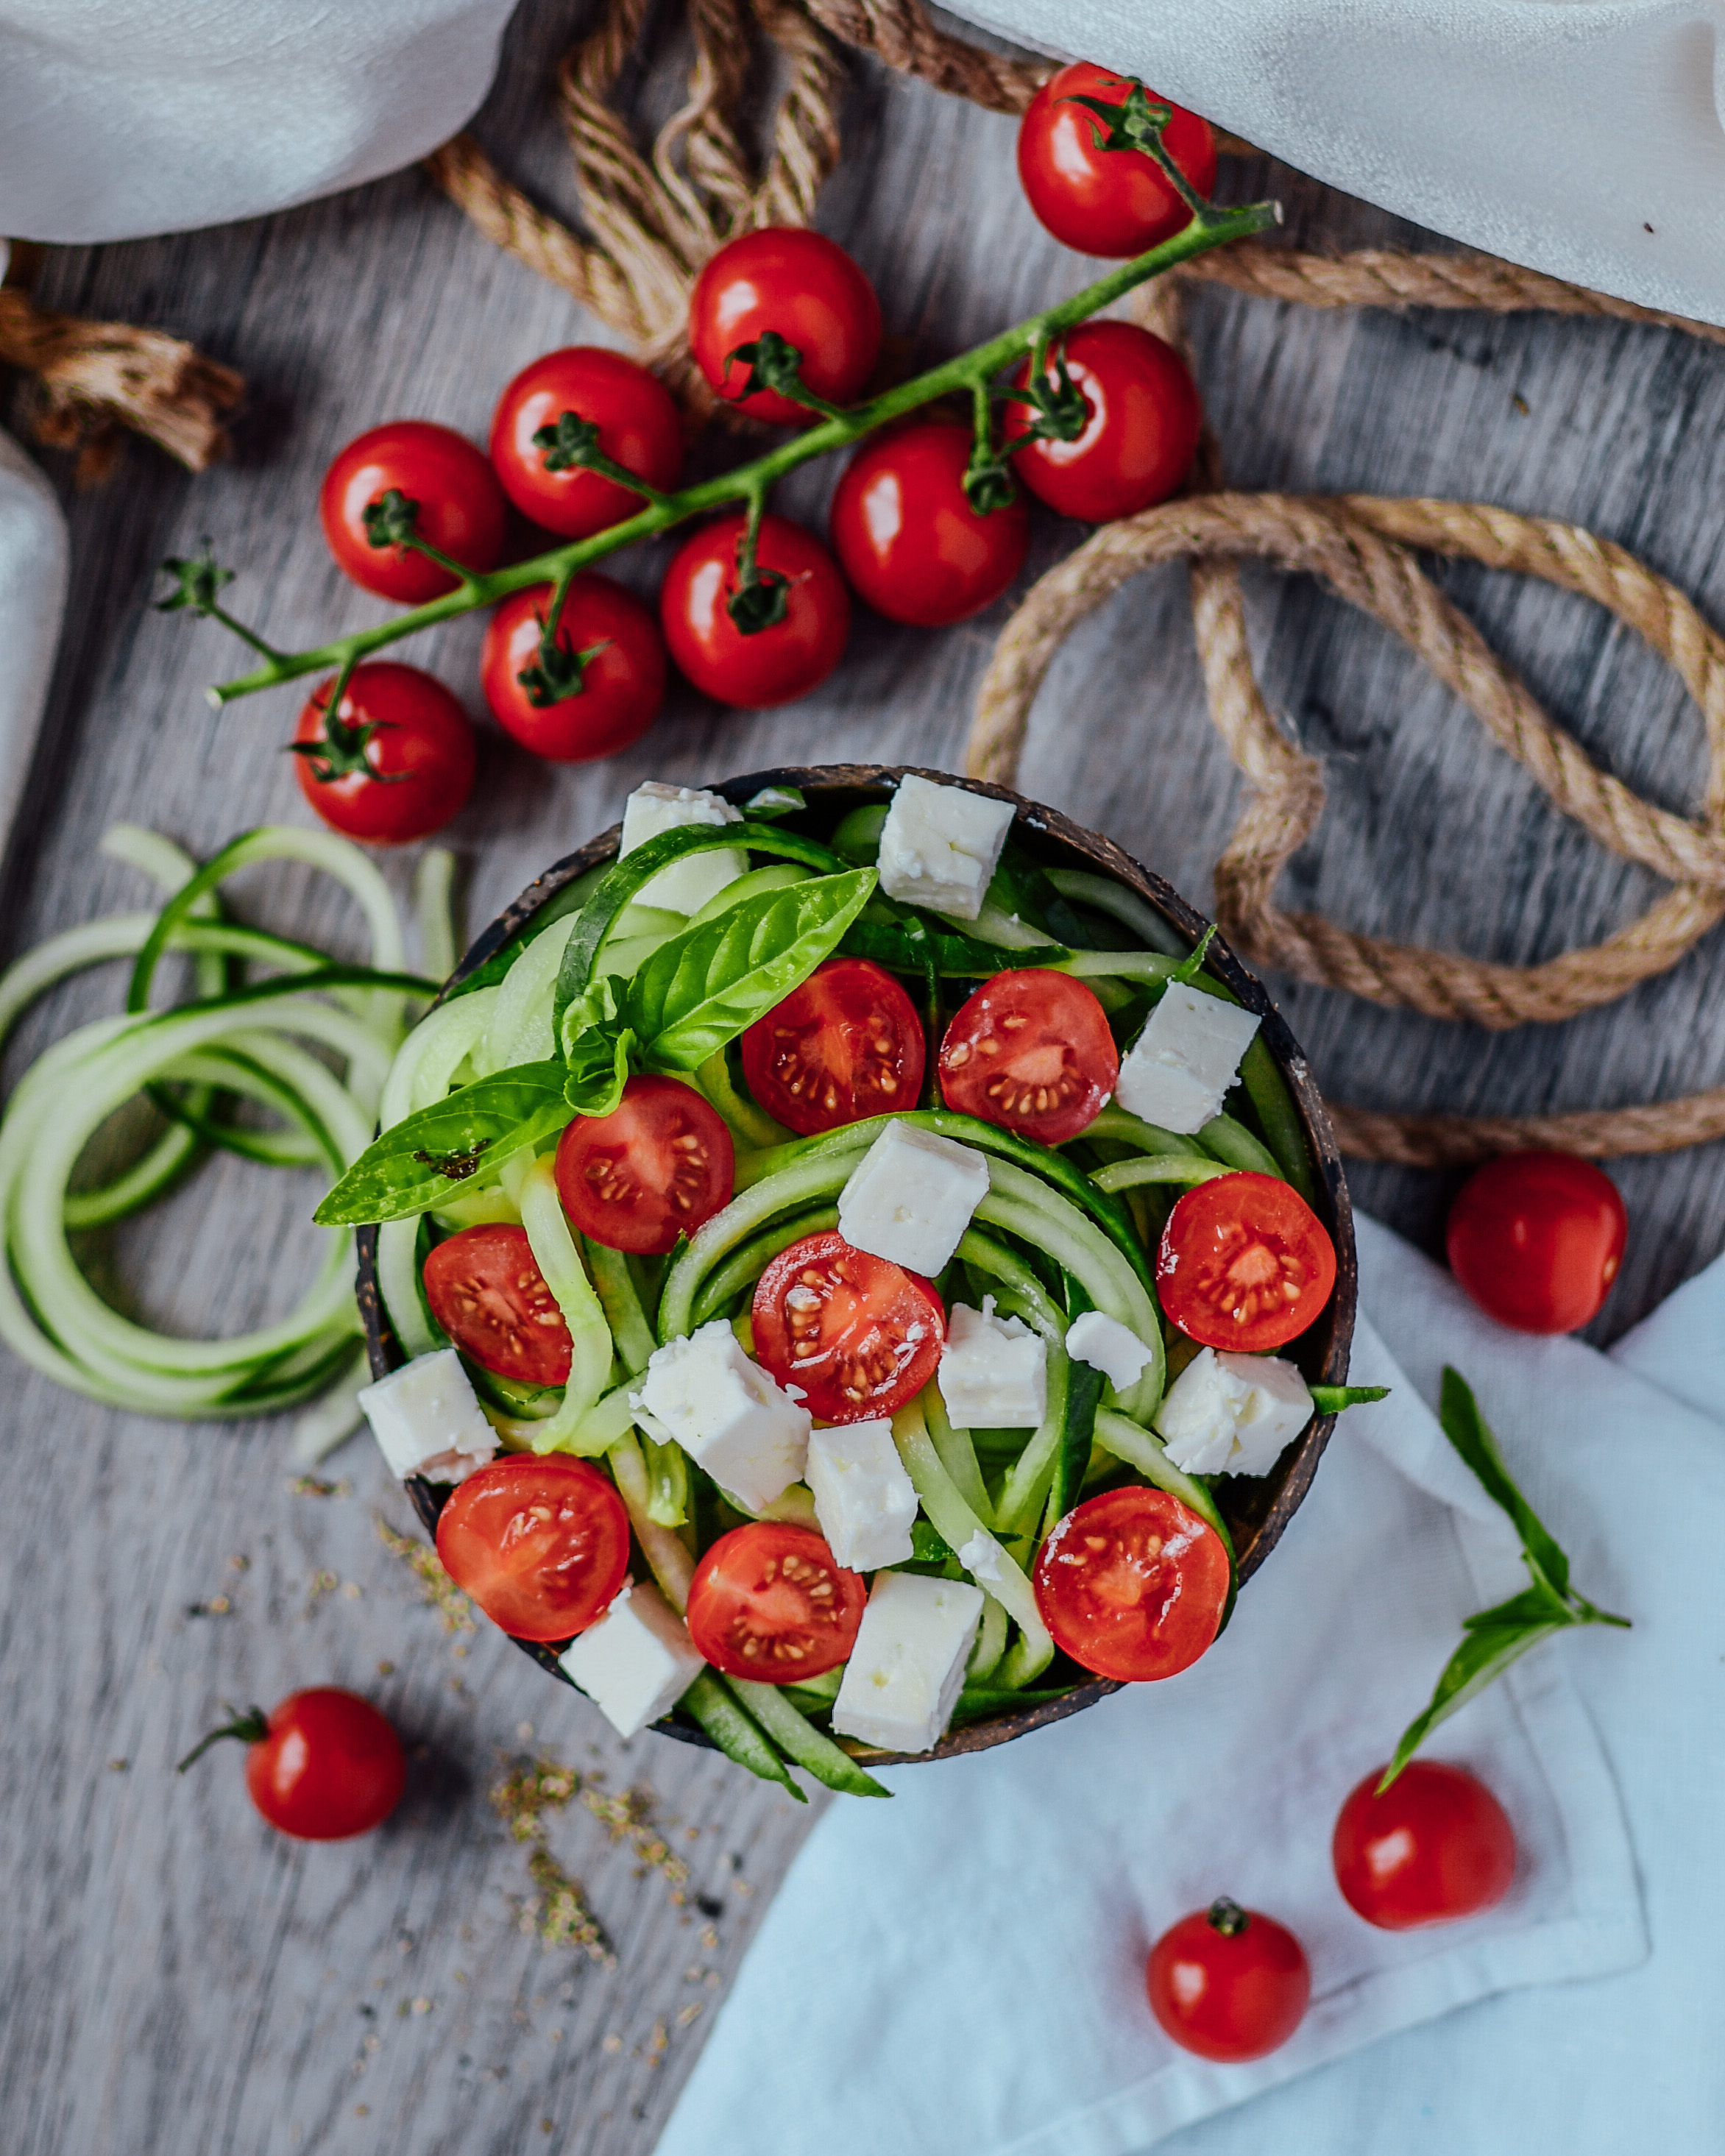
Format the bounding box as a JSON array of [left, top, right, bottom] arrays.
[[1061, 83, 1215, 228], [723, 330, 849, 422], [1205, 1896, 1250, 1937], [361, 486, 480, 590], [286, 687, 406, 786], [177, 1705, 270, 1773], [533, 408, 671, 508], [156, 545, 283, 664]]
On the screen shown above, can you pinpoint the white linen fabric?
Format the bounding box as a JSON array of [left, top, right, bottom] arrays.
[[0, 417, 68, 845], [653, 1211, 1725, 2156]]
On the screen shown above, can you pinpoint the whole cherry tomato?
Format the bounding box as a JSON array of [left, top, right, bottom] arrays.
[[422, 1223, 573, 1384], [1017, 63, 1217, 258], [685, 1522, 867, 1681], [659, 511, 850, 707], [938, 968, 1117, 1143], [489, 346, 684, 539], [436, 1454, 631, 1642], [1333, 1759, 1517, 1929], [1147, 1899, 1311, 2061], [1010, 321, 1200, 522], [320, 419, 508, 603], [689, 227, 882, 424], [481, 575, 666, 762], [1034, 1485, 1230, 1681], [555, 1074, 734, 1255], [177, 1688, 406, 1841], [740, 957, 926, 1135], [751, 1230, 945, 1423], [1445, 1151, 1626, 1333], [291, 662, 477, 845], [1156, 1171, 1337, 1352], [829, 420, 1029, 625]]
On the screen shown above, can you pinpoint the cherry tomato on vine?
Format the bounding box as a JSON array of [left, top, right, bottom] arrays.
[[436, 1453, 631, 1642], [1333, 1760, 1517, 1929], [555, 1074, 734, 1255], [291, 661, 476, 845], [659, 511, 850, 707], [422, 1224, 573, 1385], [1034, 1485, 1230, 1681], [320, 419, 508, 603], [685, 1522, 867, 1681], [1156, 1171, 1337, 1352], [1010, 321, 1200, 522], [481, 575, 666, 762], [489, 345, 684, 539], [1445, 1151, 1626, 1334], [1017, 62, 1217, 258], [1147, 1899, 1311, 2061], [740, 957, 926, 1136], [938, 968, 1117, 1143], [829, 419, 1029, 626], [751, 1230, 944, 1424], [177, 1688, 406, 1842], [690, 227, 882, 424]]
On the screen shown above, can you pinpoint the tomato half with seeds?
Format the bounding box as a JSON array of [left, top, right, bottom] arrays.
[[1034, 1485, 1229, 1681], [1147, 1899, 1311, 2062], [422, 1224, 573, 1385], [685, 1522, 866, 1681], [435, 1454, 631, 1642], [1157, 1171, 1337, 1351], [829, 419, 1030, 626], [740, 957, 926, 1137], [1017, 62, 1217, 258], [751, 1230, 944, 1424], [1333, 1760, 1517, 1930], [481, 575, 666, 763], [554, 1074, 734, 1255], [938, 968, 1117, 1143], [320, 419, 508, 603], [689, 227, 882, 425], [1009, 320, 1201, 523]]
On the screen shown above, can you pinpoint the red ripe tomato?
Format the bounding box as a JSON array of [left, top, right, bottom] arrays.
[[481, 575, 666, 763], [689, 227, 882, 424], [1333, 1760, 1517, 1929], [1034, 1484, 1230, 1681], [554, 1074, 734, 1256], [685, 1522, 867, 1681], [1018, 62, 1217, 258], [752, 1230, 944, 1424], [178, 1689, 406, 1842], [1010, 321, 1200, 522], [1445, 1151, 1626, 1334], [422, 1223, 572, 1385], [291, 662, 477, 845], [489, 346, 683, 539], [829, 421, 1029, 626], [319, 419, 508, 603], [1157, 1171, 1337, 1352], [659, 512, 850, 708], [938, 968, 1117, 1143], [435, 1453, 631, 1642], [1147, 1899, 1311, 2062], [740, 957, 926, 1136]]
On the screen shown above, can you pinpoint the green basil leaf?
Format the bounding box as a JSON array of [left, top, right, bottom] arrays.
[[1439, 1367, 1573, 1600], [564, 1015, 635, 1118], [1381, 1619, 1568, 1790], [1308, 1384, 1391, 1414], [314, 1063, 570, 1226]]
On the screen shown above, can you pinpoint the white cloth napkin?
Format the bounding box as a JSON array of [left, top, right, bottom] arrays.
[[655, 1211, 1725, 2155], [0, 413, 67, 845]]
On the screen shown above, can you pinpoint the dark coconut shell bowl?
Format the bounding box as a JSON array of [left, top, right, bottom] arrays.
[[356, 765, 1356, 1766]]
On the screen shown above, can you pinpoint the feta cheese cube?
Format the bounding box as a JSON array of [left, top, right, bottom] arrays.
[[955, 1529, 1006, 1588], [837, 1119, 990, 1275], [356, 1349, 497, 1482], [636, 1321, 810, 1511], [1065, 1310, 1156, 1393], [619, 781, 747, 915], [806, 1418, 918, 1570], [1155, 1347, 1314, 1476], [558, 1579, 705, 1738], [876, 773, 1016, 922], [1115, 981, 1262, 1135], [939, 1297, 1047, 1428], [832, 1571, 984, 1753]]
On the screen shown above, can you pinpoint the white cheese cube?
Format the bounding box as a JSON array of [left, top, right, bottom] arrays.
[[558, 1580, 705, 1738], [939, 1297, 1047, 1428], [636, 1320, 810, 1512], [1066, 1310, 1156, 1393], [1115, 981, 1262, 1135], [619, 781, 747, 915], [837, 1120, 990, 1275], [832, 1571, 984, 1753], [1154, 1347, 1313, 1476], [356, 1348, 497, 1482], [806, 1418, 918, 1570], [876, 773, 1016, 922], [955, 1529, 1006, 1588]]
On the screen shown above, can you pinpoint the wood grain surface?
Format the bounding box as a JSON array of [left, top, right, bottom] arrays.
[[6, 3, 1725, 2152]]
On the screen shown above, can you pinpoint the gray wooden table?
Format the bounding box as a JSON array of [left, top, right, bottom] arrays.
[[7, 5, 1725, 2152]]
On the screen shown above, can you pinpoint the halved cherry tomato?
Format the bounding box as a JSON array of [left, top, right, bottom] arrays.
[[659, 511, 850, 708], [752, 1230, 944, 1424], [689, 227, 882, 425], [1333, 1760, 1517, 1929], [291, 662, 477, 845], [1034, 1484, 1229, 1681], [1147, 1899, 1311, 2061], [1157, 1171, 1337, 1352], [740, 957, 926, 1136], [1010, 321, 1201, 523], [829, 420, 1029, 626], [422, 1223, 573, 1385], [481, 575, 666, 762], [320, 419, 508, 603], [685, 1522, 866, 1680], [489, 345, 684, 539], [178, 1688, 407, 1842], [554, 1074, 734, 1255], [1445, 1151, 1626, 1334], [1017, 63, 1217, 258], [938, 968, 1117, 1143], [435, 1454, 631, 1642]]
